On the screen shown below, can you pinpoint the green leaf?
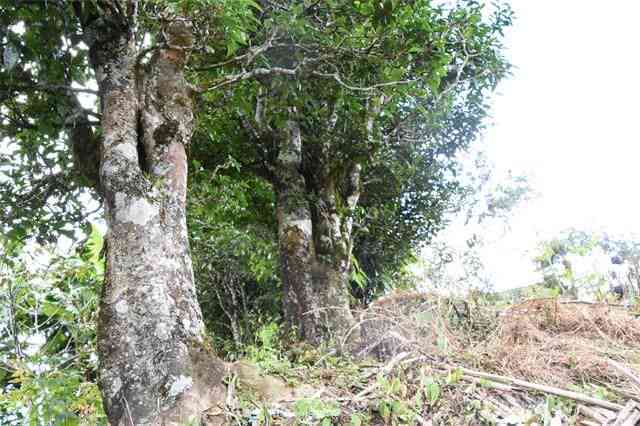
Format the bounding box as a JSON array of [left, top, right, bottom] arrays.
[[424, 378, 440, 405], [446, 367, 463, 385], [349, 414, 363, 426]]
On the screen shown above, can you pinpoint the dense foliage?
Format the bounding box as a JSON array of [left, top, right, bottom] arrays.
[[0, 229, 105, 424], [188, 163, 282, 351], [188, 0, 513, 308], [0, 0, 514, 419]]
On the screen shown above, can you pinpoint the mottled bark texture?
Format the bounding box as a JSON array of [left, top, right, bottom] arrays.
[[273, 121, 322, 342], [308, 162, 362, 350], [68, 95, 100, 187], [84, 14, 224, 426], [269, 117, 361, 349]]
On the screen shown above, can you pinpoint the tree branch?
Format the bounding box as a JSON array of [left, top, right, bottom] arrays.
[[204, 66, 298, 91], [205, 65, 416, 93], [2, 82, 99, 95], [311, 71, 415, 92], [194, 31, 278, 71]]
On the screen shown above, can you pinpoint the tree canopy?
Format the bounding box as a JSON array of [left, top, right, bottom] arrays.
[[0, 0, 513, 422]]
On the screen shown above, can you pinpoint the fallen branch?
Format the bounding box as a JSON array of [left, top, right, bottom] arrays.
[[578, 404, 616, 423], [600, 382, 640, 403], [612, 401, 640, 426], [456, 367, 624, 412], [609, 360, 640, 389], [355, 353, 624, 412], [559, 300, 630, 308], [355, 351, 411, 399]]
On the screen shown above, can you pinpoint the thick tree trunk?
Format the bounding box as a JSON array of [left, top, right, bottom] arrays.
[[274, 120, 322, 342], [86, 18, 224, 425], [272, 117, 362, 348], [309, 163, 362, 350]]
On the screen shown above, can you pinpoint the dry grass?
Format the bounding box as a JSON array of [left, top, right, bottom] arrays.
[[358, 292, 640, 394], [224, 293, 640, 424], [481, 299, 640, 386]]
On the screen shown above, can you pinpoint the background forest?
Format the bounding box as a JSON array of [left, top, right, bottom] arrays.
[[1, 0, 640, 425]]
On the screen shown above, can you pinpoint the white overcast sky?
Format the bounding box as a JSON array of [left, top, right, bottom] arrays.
[[445, 0, 640, 290]]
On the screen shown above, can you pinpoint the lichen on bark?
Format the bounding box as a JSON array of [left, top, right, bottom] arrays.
[[269, 118, 362, 350], [81, 11, 225, 425]]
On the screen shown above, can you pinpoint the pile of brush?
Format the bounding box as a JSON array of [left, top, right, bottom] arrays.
[[351, 294, 640, 424], [213, 294, 640, 424]]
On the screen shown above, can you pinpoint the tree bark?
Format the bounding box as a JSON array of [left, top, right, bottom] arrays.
[[85, 15, 225, 426], [273, 120, 322, 342], [309, 163, 362, 350], [269, 119, 362, 348]]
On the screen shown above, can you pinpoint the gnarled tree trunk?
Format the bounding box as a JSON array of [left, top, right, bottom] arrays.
[[273, 120, 322, 342], [308, 163, 362, 350], [271, 118, 362, 348], [85, 15, 224, 426]]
